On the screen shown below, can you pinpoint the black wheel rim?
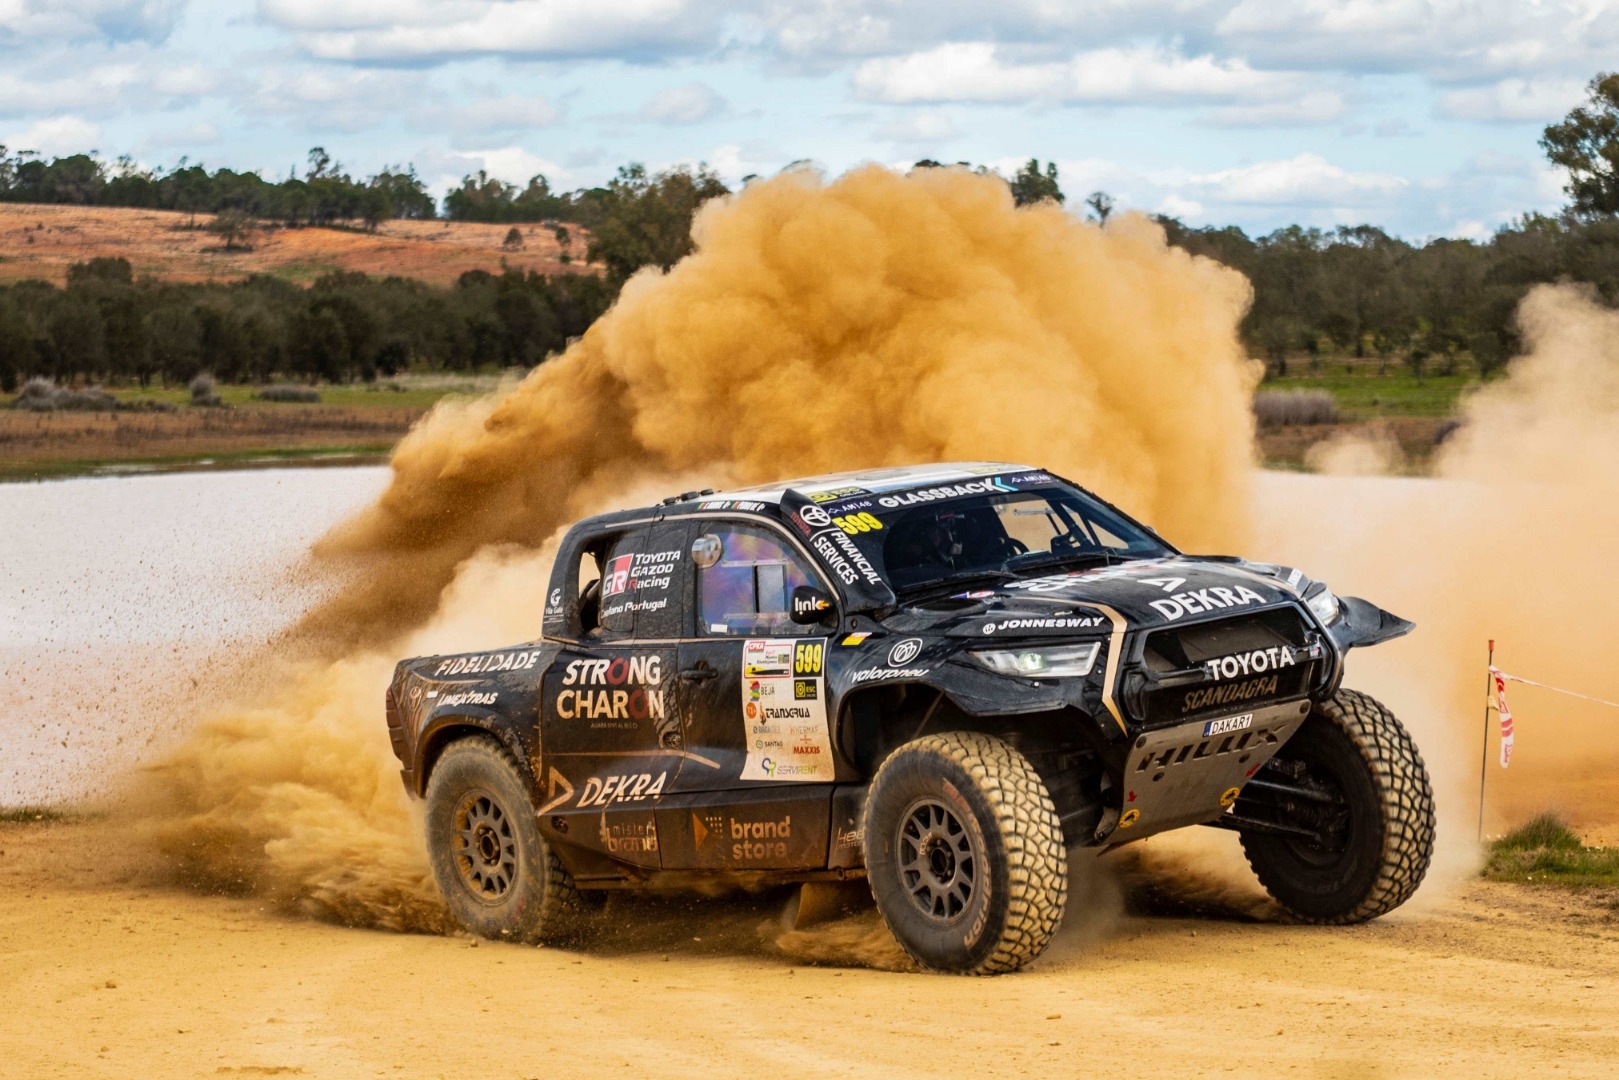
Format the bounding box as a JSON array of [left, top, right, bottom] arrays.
[[897, 798, 978, 925], [452, 789, 518, 904], [1273, 757, 1355, 864]]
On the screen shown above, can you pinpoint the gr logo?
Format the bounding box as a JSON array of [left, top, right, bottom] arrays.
[[888, 638, 923, 666], [799, 505, 832, 528]]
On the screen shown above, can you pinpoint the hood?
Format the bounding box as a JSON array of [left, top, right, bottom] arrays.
[[887, 556, 1304, 639]]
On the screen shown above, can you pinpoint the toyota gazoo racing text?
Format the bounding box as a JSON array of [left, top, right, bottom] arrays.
[[385, 463, 1435, 974]]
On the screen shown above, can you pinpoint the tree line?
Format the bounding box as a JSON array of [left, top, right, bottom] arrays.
[[5, 72, 1619, 391], [0, 258, 613, 393]]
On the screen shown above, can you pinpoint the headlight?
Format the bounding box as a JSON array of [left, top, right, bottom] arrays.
[[968, 642, 1101, 678], [1306, 588, 1342, 625]]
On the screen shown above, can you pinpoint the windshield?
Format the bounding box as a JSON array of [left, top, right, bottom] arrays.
[[860, 483, 1171, 592]]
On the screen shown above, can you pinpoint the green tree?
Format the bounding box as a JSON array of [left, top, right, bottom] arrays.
[[1084, 190, 1114, 223], [1010, 159, 1064, 206], [1542, 73, 1619, 218], [142, 305, 202, 386], [585, 163, 730, 285], [208, 209, 256, 251]]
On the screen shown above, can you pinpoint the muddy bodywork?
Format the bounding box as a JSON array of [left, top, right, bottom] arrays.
[[386, 462, 1411, 888]]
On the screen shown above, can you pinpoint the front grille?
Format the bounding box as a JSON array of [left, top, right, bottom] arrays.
[[1139, 607, 1316, 727]]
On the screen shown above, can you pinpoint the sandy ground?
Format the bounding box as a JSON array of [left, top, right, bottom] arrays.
[[2, 816, 1616, 1080], [5, 467, 1619, 1078]]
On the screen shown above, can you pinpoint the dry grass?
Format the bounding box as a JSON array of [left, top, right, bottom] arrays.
[[0, 403, 423, 475], [0, 203, 597, 286]]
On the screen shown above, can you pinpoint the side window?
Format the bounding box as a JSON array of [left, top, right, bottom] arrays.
[[595, 532, 644, 638], [696, 523, 819, 637]]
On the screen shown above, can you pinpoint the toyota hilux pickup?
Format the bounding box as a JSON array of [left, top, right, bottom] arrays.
[[385, 462, 1434, 974]]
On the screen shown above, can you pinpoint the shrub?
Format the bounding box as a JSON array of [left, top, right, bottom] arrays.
[[12, 377, 119, 411], [254, 385, 322, 403], [1253, 388, 1339, 428], [188, 372, 223, 407]]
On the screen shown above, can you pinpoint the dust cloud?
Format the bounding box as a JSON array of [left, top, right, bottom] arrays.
[[1254, 282, 1619, 851], [134, 164, 1263, 937]]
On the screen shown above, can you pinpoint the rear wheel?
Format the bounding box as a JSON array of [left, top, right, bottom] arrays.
[[864, 731, 1067, 975], [425, 736, 591, 943], [1239, 689, 1435, 923]]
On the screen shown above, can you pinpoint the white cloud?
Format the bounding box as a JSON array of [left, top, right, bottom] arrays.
[[1201, 91, 1345, 127], [3, 115, 103, 155], [1168, 152, 1408, 208], [852, 43, 1309, 108], [247, 66, 424, 132], [263, 0, 719, 63], [1437, 77, 1585, 123], [0, 0, 184, 47], [876, 110, 957, 143], [1157, 193, 1204, 218], [638, 82, 727, 125], [419, 145, 576, 192]]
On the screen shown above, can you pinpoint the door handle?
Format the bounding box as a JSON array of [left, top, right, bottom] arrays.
[[679, 665, 718, 683]]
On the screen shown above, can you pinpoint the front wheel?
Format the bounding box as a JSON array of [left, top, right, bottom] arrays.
[[1239, 689, 1435, 923], [864, 732, 1068, 975]]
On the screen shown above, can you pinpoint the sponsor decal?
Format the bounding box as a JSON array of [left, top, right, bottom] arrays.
[[433, 649, 542, 676], [1004, 471, 1054, 485], [576, 771, 667, 809], [544, 587, 564, 625], [406, 682, 424, 706], [888, 638, 923, 666], [435, 690, 497, 708], [831, 511, 882, 536], [792, 590, 831, 620], [697, 499, 767, 512], [1202, 645, 1298, 681], [601, 549, 682, 612], [810, 528, 884, 588], [729, 814, 793, 861], [980, 616, 1105, 634], [691, 809, 725, 849], [798, 505, 832, 528], [876, 477, 1016, 508], [536, 768, 576, 814], [807, 486, 869, 503], [742, 639, 833, 782], [849, 666, 928, 684], [1183, 677, 1279, 713], [599, 819, 658, 855], [833, 827, 861, 853], [953, 589, 996, 601], [603, 553, 634, 597], [556, 655, 665, 727], [1203, 713, 1255, 737], [1151, 585, 1267, 622], [840, 631, 871, 645]]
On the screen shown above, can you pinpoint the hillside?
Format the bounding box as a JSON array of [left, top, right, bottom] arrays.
[[0, 203, 594, 287]]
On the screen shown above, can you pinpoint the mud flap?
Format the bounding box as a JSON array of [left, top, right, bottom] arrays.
[[785, 880, 873, 929]]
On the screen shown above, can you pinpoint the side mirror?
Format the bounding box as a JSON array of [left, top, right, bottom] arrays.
[[790, 585, 835, 625]]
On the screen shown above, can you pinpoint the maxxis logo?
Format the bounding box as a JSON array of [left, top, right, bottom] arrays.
[[799, 505, 832, 528], [888, 638, 923, 666]]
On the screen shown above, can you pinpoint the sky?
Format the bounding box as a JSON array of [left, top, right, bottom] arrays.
[[0, 0, 1611, 239]]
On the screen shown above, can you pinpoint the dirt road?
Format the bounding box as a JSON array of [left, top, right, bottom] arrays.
[[3, 817, 1614, 1080]]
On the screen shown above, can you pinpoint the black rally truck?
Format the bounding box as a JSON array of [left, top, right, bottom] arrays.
[[385, 463, 1434, 974]]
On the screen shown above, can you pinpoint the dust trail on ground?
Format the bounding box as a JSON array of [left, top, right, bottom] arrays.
[[131, 165, 1261, 933], [1251, 283, 1619, 865]]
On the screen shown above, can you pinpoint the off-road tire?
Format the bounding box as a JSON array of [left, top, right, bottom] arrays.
[[425, 736, 591, 944], [1240, 689, 1435, 923], [864, 731, 1067, 975]]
